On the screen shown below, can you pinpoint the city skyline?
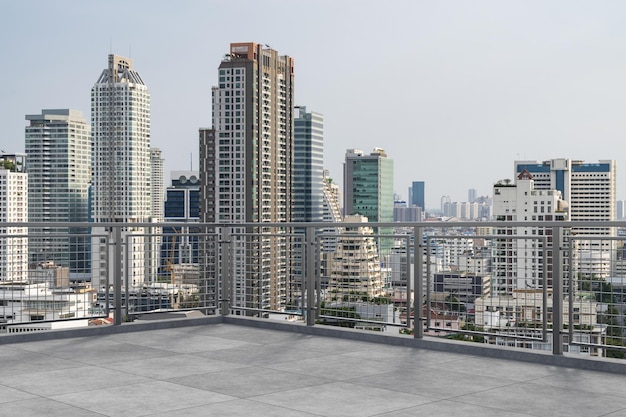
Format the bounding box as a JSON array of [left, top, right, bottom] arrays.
[[3, 1, 626, 206]]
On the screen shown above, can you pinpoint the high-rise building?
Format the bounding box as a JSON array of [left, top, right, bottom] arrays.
[[514, 159, 616, 269], [616, 200, 625, 220], [150, 148, 164, 222], [90, 54, 152, 289], [201, 43, 294, 312], [492, 170, 568, 294], [25, 109, 91, 272], [0, 154, 28, 281], [411, 181, 425, 211], [294, 106, 324, 224], [163, 171, 200, 268], [468, 188, 477, 203], [514, 159, 616, 225], [343, 148, 394, 252]]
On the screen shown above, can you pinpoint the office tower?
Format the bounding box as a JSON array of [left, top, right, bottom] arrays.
[[492, 170, 568, 294], [440, 195, 451, 214], [514, 159, 616, 277], [0, 154, 28, 281], [25, 109, 91, 272], [163, 171, 200, 276], [292, 106, 324, 301], [90, 54, 151, 289], [294, 106, 324, 224], [343, 148, 394, 252], [468, 188, 477, 203], [411, 181, 425, 211], [514, 159, 615, 225], [201, 43, 294, 312], [146, 148, 164, 283], [150, 148, 164, 222]]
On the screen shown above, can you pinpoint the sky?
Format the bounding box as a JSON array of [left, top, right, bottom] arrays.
[[2, 0, 626, 210]]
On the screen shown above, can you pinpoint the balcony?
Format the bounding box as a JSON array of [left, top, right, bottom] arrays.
[[1, 221, 626, 415]]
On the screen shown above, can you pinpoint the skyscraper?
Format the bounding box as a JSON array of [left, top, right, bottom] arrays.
[[201, 42, 294, 312], [150, 148, 164, 222], [410, 181, 425, 211], [514, 159, 616, 236], [514, 159, 616, 279], [91, 54, 152, 289], [25, 109, 91, 271], [343, 148, 394, 253], [294, 106, 324, 224], [0, 154, 28, 281], [492, 170, 568, 293]]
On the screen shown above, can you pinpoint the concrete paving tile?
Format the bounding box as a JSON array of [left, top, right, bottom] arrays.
[[0, 349, 82, 376], [254, 381, 433, 417], [0, 365, 151, 397], [373, 399, 535, 417], [417, 355, 563, 382], [454, 382, 626, 417], [349, 368, 516, 399], [102, 353, 249, 379], [197, 343, 333, 366], [116, 333, 257, 354], [602, 408, 626, 417], [149, 398, 321, 417], [7, 335, 121, 353], [166, 365, 330, 398], [266, 353, 402, 381], [0, 385, 37, 404], [45, 342, 173, 365], [530, 368, 626, 398], [51, 380, 234, 416], [343, 345, 468, 367], [0, 397, 104, 417]]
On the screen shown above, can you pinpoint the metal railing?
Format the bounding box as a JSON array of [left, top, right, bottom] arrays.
[[2, 220, 626, 359]]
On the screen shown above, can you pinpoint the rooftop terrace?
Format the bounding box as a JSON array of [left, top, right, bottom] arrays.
[[1, 316, 626, 417]]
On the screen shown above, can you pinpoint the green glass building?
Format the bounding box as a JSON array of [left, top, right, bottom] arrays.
[[343, 148, 394, 253]]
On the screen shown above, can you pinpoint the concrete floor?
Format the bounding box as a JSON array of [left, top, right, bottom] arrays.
[[1, 322, 626, 416]]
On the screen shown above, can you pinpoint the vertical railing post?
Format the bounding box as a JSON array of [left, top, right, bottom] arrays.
[[413, 225, 424, 338], [220, 227, 231, 316], [552, 226, 563, 355], [404, 236, 411, 327], [113, 225, 123, 326], [306, 226, 316, 326]]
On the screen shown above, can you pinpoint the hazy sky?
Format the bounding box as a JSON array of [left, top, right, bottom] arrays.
[[2, 1, 626, 209]]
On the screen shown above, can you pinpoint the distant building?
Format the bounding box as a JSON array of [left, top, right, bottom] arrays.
[[25, 109, 91, 272], [294, 106, 324, 224], [468, 188, 477, 203], [200, 42, 295, 312], [162, 171, 200, 275], [0, 155, 28, 281], [410, 181, 425, 211], [344, 148, 394, 253], [91, 54, 152, 290], [492, 170, 568, 294], [324, 215, 383, 302]]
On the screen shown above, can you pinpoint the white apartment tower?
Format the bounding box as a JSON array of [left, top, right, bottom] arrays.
[[25, 109, 91, 272], [91, 54, 151, 289], [201, 43, 294, 312], [0, 156, 28, 281], [515, 159, 616, 278], [492, 170, 568, 294]]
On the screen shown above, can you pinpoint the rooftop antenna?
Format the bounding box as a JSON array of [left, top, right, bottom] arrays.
[[190, 152, 193, 171]]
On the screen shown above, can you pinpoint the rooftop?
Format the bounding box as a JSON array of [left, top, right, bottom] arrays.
[[1, 317, 625, 417]]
